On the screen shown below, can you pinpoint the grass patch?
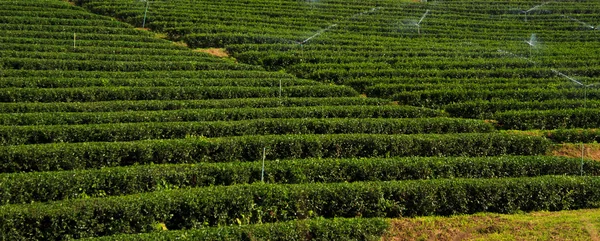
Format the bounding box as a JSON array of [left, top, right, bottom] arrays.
[[173, 41, 188, 48], [384, 209, 600, 240], [154, 32, 167, 39]]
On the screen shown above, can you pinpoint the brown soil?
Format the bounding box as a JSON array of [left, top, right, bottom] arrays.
[[194, 48, 229, 58], [552, 144, 600, 161]]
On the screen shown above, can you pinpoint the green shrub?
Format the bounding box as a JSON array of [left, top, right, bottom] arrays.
[[0, 156, 594, 205], [0, 118, 493, 145], [0, 85, 357, 102], [0, 105, 442, 126], [1, 176, 598, 240], [0, 97, 389, 113], [544, 129, 600, 143], [494, 108, 600, 130], [444, 100, 600, 119], [0, 133, 551, 173], [82, 217, 389, 241]]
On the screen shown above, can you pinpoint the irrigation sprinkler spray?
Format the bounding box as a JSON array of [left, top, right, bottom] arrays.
[[497, 49, 537, 64], [350, 7, 382, 19], [261, 147, 266, 182], [551, 69, 600, 176], [561, 15, 597, 30], [294, 6, 383, 45], [524, 33, 538, 58], [297, 6, 383, 45], [399, 9, 430, 35], [142, 0, 150, 28], [520, 1, 552, 22], [416, 10, 430, 35], [299, 24, 337, 45], [279, 79, 283, 106]]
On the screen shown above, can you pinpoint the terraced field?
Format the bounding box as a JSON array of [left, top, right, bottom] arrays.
[[1, 0, 600, 240]]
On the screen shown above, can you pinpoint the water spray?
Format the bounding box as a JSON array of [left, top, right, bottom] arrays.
[[296, 6, 383, 45], [525, 33, 537, 47], [416, 9, 430, 35], [551, 69, 585, 86], [524, 33, 538, 58], [261, 147, 266, 182], [561, 15, 597, 30], [497, 49, 537, 64], [350, 7, 383, 19], [299, 24, 337, 45], [551, 69, 600, 176], [520, 1, 553, 22], [142, 0, 150, 28]]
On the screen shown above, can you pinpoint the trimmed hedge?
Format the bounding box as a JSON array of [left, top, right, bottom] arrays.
[[1, 176, 599, 240], [0, 85, 358, 102], [544, 129, 600, 143], [1, 57, 262, 72], [82, 217, 389, 241], [393, 89, 599, 109], [0, 70, 293, 79], [365, 83, 550, 99], [0, 105, 443, 126], [0, 97, 390, 113], [0, 118, 494, 145], [444, 100, 600, 119], [0, 156, 595, 205], [0, 77, 319, 88], [0, 133, 550, 173], [494, 108, 600, 130]]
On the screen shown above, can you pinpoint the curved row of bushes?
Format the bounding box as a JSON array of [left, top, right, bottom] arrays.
[[0, 156, 593, 205]]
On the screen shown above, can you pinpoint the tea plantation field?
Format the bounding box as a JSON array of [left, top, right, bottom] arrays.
[[1, 0, 600, 240]]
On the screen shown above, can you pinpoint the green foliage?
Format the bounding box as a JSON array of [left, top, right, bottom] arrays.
[[83, 217, 389, 241], [0, 85, 357, 102], [0, 105, 443, 126], [0, 133, 551, 173], [184, 33, 295, 48], [365, 83, 562, 99], [1, 176, 599, 240], [393, 89, 600, 109], [0, 97, 389, 113], [494, 108, 600, 130], [444, 100, 600, 119], [543, 129, 600, 143], [0, 156, 594, 205], [0, 118, 493, 145], [0, 77, 319, 88]]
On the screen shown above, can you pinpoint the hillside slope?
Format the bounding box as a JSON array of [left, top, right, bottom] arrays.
[[1, 0, 600, 240]]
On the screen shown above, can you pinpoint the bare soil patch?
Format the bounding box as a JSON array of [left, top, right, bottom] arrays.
[[552, 144, 600, 161], [194, 48, 230, 58]]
